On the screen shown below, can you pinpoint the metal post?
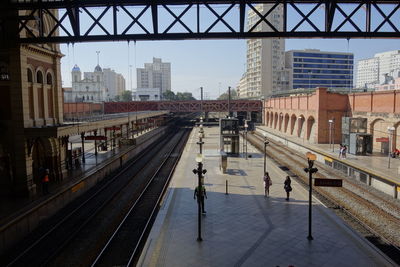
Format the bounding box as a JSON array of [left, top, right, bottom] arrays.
[[245, 129, 248, 159], [307, 159, 313, 240], [200, 87, 203, 118], [304, 152, 317, 241], [388, 127, 395, 169], [94, 130, 98, 156], [197, 162, 202, 241], [228, 86, 231, 117], [332, 119, 335, 152], [81, 132, 85, 163], [264, 140, 267, 174], [328, 120, 332, 150], [225, 180, 228, 195]]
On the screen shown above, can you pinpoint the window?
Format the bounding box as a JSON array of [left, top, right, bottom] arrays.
[[36, 70, 43, 83], [27, 68, 33, 82], [46, 73, 52, 85]]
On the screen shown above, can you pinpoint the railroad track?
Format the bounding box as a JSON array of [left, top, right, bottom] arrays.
[[91, 128, 188, 267], [1, 123, 190, 266], [248, 130, 400, 264]]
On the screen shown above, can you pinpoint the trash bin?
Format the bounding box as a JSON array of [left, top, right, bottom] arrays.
[[220, 152, 227, 173]]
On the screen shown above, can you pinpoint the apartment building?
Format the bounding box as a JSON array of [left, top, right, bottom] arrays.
[[137, 58, 171, 98], [240, 4, 285, 99], [356, 50, 400, 89]]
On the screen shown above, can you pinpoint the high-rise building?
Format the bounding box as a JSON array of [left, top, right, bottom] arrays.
[[285, 49, 354, 90], [356, 50, 400, 89], [240, 4, 285, 99], [137, 58, 171, 97]]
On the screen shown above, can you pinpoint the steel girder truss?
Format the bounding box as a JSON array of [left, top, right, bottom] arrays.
[[1, 0, 400, 43], [103, 100, 262, 114]]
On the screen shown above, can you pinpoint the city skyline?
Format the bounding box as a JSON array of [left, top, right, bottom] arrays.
[[60, 39, 400, 100]]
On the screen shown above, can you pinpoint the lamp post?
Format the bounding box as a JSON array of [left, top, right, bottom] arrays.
[[261, 96, 265, 125], [193, 154, 207, 242], [328, 119, 334, 152], [298, 116, 304, 143], [304, 152, 318, 240], [244, 121, 248, 159], [263, 132, 269, 174], [388, 126, 395, 168]]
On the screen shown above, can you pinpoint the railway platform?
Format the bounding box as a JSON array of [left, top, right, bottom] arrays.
[[138, 126, 395, 267], [257, 126, 400, 197], [0, 127, 154, 224]]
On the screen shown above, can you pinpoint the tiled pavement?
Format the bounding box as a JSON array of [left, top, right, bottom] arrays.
[[138, 126, 395, 267]]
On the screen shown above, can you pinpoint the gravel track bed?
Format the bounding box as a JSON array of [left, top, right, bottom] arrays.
[[250, 132, 400, 248]]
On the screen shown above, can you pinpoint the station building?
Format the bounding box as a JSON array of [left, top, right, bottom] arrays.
[[264, 87, 400, 154]]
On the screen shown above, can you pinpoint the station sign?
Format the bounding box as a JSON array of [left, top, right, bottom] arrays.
[[85, 136, 107, 141], [376, 137, 389, 142], [314, 178, 342, 187], [105, 126, 121, 131]]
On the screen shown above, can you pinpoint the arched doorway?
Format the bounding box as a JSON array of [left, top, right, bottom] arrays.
[[307, 116, 316, 142]]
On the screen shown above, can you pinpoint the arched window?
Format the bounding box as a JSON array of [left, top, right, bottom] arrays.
[[27, 68, 33, 82], [36, 70, 43, 83], [46, 73, 52, 85]]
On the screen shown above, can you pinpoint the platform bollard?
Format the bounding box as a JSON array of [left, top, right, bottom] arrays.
[[225, 180, 228, 195]]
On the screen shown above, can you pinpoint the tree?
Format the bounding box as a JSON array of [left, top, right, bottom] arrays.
[[163, 90, 196, 101], [114, 95, 120, 102], [163, 90, 176, 100], [121, 90, 132, 102], [217, 89, 237, 100]]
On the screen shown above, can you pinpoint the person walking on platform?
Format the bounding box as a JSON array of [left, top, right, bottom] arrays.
[[263, 172, 272, 197], [339, 144, 343, 158], [284, 176, 292, 201], [194, 185, 207, 214], [42, 169, 50, 195], [342, 145, 347, 159]]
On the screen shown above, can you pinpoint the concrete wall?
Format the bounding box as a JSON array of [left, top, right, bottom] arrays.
[[0, 126, 168, 253], [63, 102, 103, 118]]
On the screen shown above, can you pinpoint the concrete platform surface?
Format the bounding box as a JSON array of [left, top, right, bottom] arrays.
[[138, 126, 395, 267]]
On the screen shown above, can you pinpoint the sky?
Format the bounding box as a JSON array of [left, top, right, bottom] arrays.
[[59, 4, 400, 100]]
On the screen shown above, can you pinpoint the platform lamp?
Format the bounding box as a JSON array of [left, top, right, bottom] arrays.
[[388, 126, 395, 169], [328, 119, 334, 152], [263, 132, 269, 174], [193, 154, 207, 242], [244, 121, 248, 159], [304, 152, 318, 240]]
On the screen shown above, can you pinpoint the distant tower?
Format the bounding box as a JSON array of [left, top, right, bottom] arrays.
[[71, 64, 81, 82]]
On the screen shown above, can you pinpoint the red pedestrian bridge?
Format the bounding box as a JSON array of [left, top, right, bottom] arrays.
[[104, 100, 262, 114]]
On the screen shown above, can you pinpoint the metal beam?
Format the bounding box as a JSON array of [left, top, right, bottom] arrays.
[[2, 0, 399, 44]]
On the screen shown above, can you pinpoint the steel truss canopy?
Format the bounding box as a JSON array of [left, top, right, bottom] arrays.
[[1, 0, 400, 43]]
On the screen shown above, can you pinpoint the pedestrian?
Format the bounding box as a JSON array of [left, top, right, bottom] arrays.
[[194, 184, 207, 214], [342, 145, 347, 159], [42, 169, 50, 195], [339, 144, 343, 158], [284, 176, 292, 201], [263, 172, 272, 197]]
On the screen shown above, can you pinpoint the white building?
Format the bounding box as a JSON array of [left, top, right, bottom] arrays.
[[137, 58, 171, 98], [64, 64, 125, 102], [356, 50, 400, 89], [240, 4, 285, 98], [132, 88, 161, 101]]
